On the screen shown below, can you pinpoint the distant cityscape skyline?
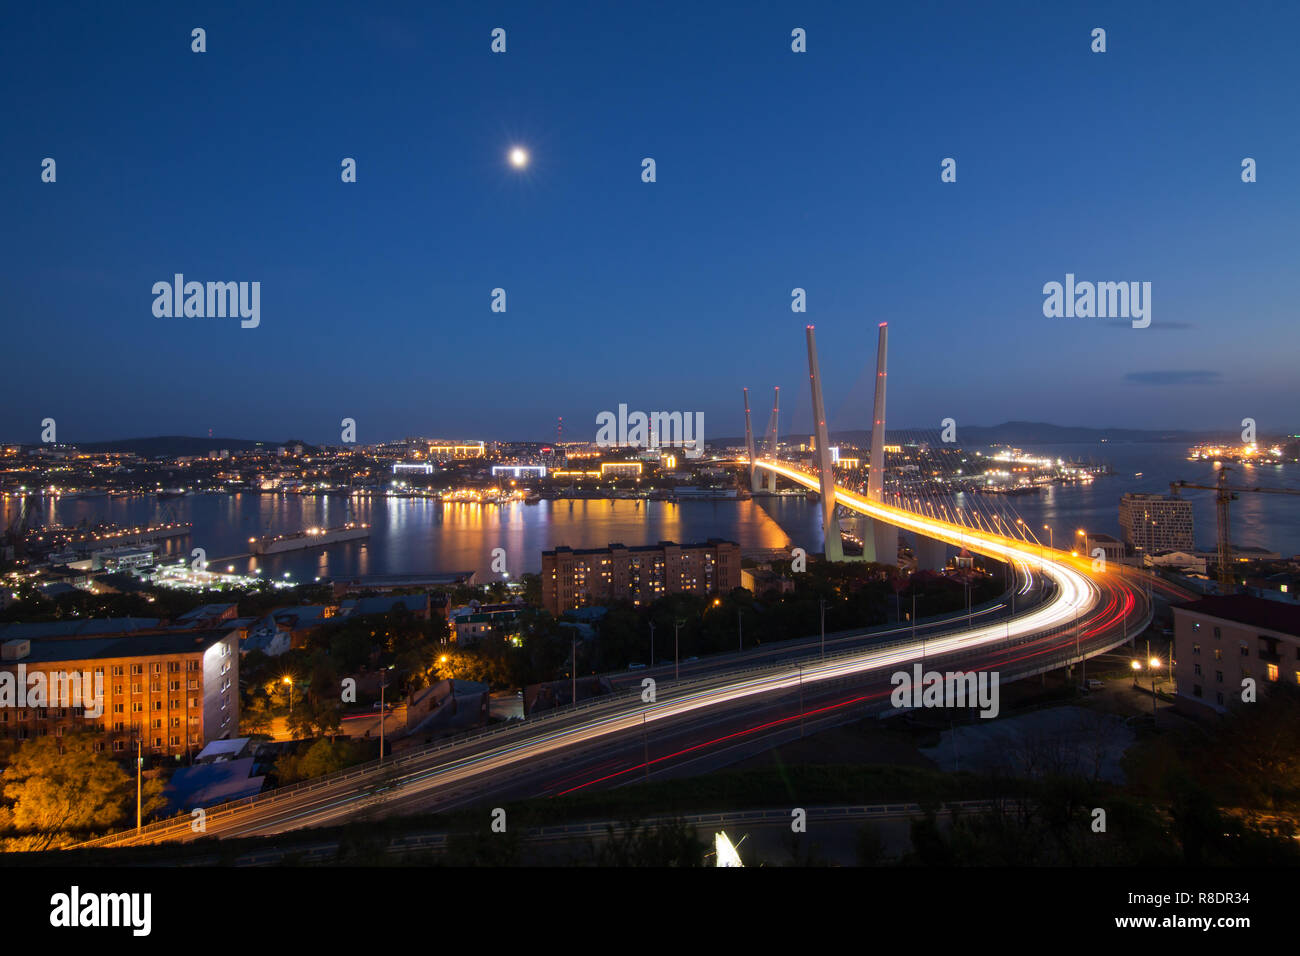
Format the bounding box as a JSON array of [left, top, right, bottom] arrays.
[[8, 418, 1295, 450]]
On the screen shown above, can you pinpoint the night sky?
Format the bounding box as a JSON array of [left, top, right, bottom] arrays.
[[5, 1, 1298, 444]]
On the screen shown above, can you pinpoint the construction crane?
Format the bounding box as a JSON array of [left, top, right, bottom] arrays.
[[1170, 466, 1300, 593]]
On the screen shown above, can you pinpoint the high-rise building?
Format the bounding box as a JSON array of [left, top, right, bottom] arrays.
[[541, 540, 740, 615], [1119, 493, 1194, 553]]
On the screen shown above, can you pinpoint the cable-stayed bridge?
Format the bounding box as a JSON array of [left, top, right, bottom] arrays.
[[72, 328, 1153, 851]]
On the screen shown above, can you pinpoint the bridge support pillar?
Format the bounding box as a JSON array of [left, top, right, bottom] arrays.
[[914, 533, 949, 571], [872, 522, 897, 565]]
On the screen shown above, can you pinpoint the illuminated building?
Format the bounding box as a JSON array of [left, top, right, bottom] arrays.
[[490, 465, 548, 478], [541, 539, 740, 615], [599, 461, 642, 478], [0, 629, 239, 757], [1118, 493, 1193, 554], [426, 441, 486, 460]]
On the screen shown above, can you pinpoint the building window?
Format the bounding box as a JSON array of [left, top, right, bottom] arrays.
[[1192, 643, 1200, 655], [1216, 670, 1223, 683], [1267, 663, 1279, 682], [1215, 649, 1222, 661], [1240, 642, 1250, 657], [1194, 663, 1202, 676], [1214, 626, 1221, 639], [1216, 692, 1224, 705]]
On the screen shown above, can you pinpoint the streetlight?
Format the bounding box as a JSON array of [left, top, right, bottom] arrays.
[[674, 619, 684, 680], [136, 736, 143, 832], [379, 665, 394, 764], [1148, 657, 1161, 722], [282, 675, 293, 727], [1130, 659, 1142, 688], [1043, 525, 1054, 551], [819, 598, 826, 659]]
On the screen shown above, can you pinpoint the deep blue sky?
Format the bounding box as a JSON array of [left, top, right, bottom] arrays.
[[4, 1, 1298, 445]]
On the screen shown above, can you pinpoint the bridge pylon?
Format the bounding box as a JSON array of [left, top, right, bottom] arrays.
[[867, 322, 897, 564], [765, 387, 780, 492], [743, 387, 761, 492], [806, 325, 852, 562]]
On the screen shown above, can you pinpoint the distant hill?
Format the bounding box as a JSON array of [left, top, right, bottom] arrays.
[[68, 436, 318, 457]]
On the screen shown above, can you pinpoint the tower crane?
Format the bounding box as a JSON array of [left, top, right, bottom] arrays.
[[1170, 465, 1300, 593]]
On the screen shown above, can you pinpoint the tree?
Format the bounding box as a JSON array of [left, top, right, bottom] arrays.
[[1, 733, 162, 849], [275, 738, 364, 785]]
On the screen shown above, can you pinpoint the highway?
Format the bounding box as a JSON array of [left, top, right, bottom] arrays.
[[73, 461, 1149, 850]]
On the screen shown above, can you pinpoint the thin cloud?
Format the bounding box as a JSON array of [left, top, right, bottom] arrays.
[[1124, 370, 1221, 386]]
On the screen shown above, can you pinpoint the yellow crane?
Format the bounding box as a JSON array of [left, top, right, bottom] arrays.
[[1171, 466, 1300, 593]]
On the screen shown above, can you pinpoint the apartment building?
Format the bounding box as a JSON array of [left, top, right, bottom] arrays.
[[541, 539, 741, 615], [1172, 595, 1300, 715], [0, 628, 239, 758], [1119, 493, 1194, 554]]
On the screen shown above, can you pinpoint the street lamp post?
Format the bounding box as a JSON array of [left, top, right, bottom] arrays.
[[819, 599, 826, 660], [737, 608, 743, 654], [136, 736, 142, 833], [649, 621, 655, 668], [282, 675, 293, 738], [379, 665, 393, 764], [674, 619, 683, 680], [1043, 525, 1053, 551], [1148, 657, 1161, 723]]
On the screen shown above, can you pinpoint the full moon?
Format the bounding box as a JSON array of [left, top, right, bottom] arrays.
[[509, 147, 529, 168]]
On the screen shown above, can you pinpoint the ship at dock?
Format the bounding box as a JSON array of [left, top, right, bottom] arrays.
[[250, 522, 369, 555]]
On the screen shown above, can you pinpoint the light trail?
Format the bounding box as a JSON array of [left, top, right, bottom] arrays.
[[79, 462, 1135, 848]]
